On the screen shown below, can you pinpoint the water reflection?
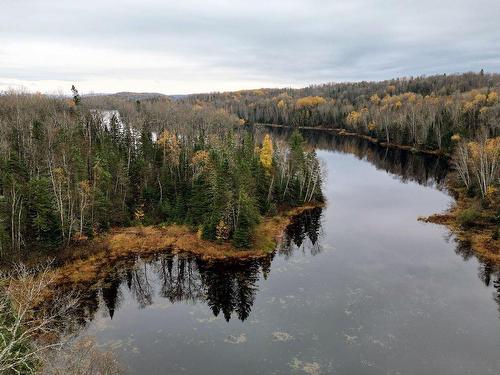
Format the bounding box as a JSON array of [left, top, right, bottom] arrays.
[[69, 206, 324, 325], [453, 238, 500, 315], [57, 131, 500, 374], [74, 229, 500, 353], [279, 206, 323, 259], [65, 130, 500, 331], [259, 128, 500, 314], [258, 126, 449, 187]]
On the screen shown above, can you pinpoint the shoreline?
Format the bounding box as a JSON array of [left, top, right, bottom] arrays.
[[253, 124, 500, 261], [420, 184, 500, 263], [49, 203, 324, 288], [255, 123, 448, 157]]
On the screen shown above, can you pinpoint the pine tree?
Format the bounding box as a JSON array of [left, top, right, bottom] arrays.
[[232, 192, 259, 248], [26, 178, 60, 244]]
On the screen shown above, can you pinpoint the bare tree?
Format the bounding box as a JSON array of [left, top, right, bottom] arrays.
[[454, 141, 472, 190], [0, 262, 78, 374], [40, 337, 122, 375]]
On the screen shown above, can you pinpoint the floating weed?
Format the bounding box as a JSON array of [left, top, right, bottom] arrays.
[[344, 334, 358, 345], [289, 358, 302, 370], [196, 316, 219, 323], [272, 331, 294, 342], [224, 333, 247, 344], [302, 362, 321, 375], [289, 357, 322, 375]]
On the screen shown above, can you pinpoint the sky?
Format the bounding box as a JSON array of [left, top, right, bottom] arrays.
[[1, 0, 499, 95]]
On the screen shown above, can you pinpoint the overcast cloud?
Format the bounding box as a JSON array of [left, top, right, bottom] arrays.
[[1, 0, 499, 94]]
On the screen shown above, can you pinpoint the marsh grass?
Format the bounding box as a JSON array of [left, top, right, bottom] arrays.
[[422, 185, 500, 263], [45, 203, 324, 289]]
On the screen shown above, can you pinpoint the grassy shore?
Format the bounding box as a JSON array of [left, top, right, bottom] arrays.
[[421, 185, 500, 263], [49, 203, 324, 288]]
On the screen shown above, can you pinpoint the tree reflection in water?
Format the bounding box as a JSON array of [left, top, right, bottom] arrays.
[[256, 126, 449, 187], [258, 127, 500, 317], [454, 238, 500, 316], [279, 207, 323, 259], [58, 130, 500, 331], [69, 206, 324, 325]]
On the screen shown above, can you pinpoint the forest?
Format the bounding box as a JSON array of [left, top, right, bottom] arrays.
[[2, 74, 500, 374], [185, 72, 500, 254], [185, 71, 500, 153], [0, 88, 324, 258]]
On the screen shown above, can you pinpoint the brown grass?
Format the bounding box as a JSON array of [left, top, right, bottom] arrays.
[[49, 203, 324, 288], [421, 185, 500, 263]]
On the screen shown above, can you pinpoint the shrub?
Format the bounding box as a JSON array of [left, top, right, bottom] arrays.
[[457, 208, 480, 228], [492, 226, 499, 240]]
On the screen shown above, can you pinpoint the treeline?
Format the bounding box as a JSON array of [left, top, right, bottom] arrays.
[[452, 135, 500, 225], [0, 90, 323, 256], [185, 72, 500, 153], [264, 127, 449, 187]]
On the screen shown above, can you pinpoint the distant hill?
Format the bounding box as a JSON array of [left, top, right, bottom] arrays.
[[109, 92, 168, 101], [83, 92, 187, 101]]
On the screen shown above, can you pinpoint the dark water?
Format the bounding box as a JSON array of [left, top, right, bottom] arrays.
[[73, 131, 500, 374]]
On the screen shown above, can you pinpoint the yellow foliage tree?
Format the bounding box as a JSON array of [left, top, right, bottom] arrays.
[[157, 130, 180, 167], [466, 137, 500, 197], [370, 94, 381, 105], [296, 96, 326, 108], [260, 134, 273, 172], [134, 205, 145, 222], [346, 111, 361, 125], [216, 219, 230, 241], [474, 93, 487, 105], [405, 92, 417, 103], [487, 92, 498, 105], [192, 150, 209, 165]]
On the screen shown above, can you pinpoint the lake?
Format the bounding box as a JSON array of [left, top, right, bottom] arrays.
[[70, 130, 500, 374]]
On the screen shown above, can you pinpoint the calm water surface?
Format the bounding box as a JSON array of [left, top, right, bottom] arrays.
[[74, 132, 500, 374]]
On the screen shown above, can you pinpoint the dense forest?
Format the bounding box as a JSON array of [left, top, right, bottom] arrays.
[[185, 72, 500, 244], [0, 89, 323, 257], [2, 75, 500, 375], [185, 72, 500, 153]]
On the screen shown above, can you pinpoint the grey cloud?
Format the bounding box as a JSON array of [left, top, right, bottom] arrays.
[[1, 0, 499, 93]]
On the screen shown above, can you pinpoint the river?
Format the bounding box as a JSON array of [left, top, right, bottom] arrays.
[[68, 129, 500, 374]]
